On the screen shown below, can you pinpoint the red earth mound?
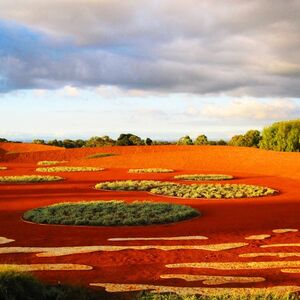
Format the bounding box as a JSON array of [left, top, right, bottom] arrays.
[[0, 145, 299, 294]]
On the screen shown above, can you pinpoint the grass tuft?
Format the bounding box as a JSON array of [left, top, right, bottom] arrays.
[[175, 174, 233, 181], [36, 166, 104, 172], [85, 153, 116, 159], [23, 201, 199, 226], [129, 168, 174, 173], [37, 160, 68, 166], [0, 175, 63, 183]]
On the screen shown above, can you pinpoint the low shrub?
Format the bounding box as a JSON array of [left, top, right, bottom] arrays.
[[0, 175, 63, 183], [36, 167, 104, 172], [37, 160, 68, 166], [128, 168, 174, 173], [0, 167, 7, 170], [174, 174, 233, 181], [23, 201, 199, 226], [95, 180, 277, 198], [85, 153, 116, 159]]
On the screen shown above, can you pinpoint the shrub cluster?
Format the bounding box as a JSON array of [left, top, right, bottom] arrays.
[[128, 168, 174, 173], [229, 130, 261, 148], [95, 180, 277, 199], [36, 166, 104, 172], [0, 175, 63, 183], [37, 160, 68, 166], [23, 201, 199, 226], [177, 135, 227, 146], [150, 184, 277, 199], [174, 174, 233, 181]]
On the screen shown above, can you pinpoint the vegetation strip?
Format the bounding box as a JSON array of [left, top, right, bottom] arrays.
[[245, 234, 271, 240], [128, 168, 174, 173], [0, 264, 92, 272], [36, 166, 104, 172], [0, 237, 14, 245], [37, 160, 68, 166], [240, 253, 300, 258], [0, 243, 248, 257], [273, 229, 298, 233], [89, 283, 300, 296], [108, 236, 208, 241], [23, 201, 199, 226], [0, 175, 63, 183], [261, 243, 300, 248], [160, 274, 265, 285], [85, 153, 116, 159], [95, 180, 277, 198], [166, 261, 300, 270], [174, 174, 233, 181]]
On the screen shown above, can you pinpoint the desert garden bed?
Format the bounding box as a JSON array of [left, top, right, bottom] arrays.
[[128, 168, 174, 173], [95, 180, 277, 199], [174, 174, 233, 181], [0, 175, 63, 183], [23, 201, 199, 226], [36, 167, 104, 172]]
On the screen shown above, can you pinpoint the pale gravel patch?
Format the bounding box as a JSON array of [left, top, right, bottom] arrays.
[[89, 283, 300, 296], [240, 253, 300, 258], [0, 264, 92, 272], [0, 243, 248, 257], [160, 274, 265, 285], [166, 261, 300, 270], [108, 236, 208, 241], [245, 234, 271, 240], [261, 244, 300, 248], [0, 237, 14, 245], [273, 229, 298, 234]]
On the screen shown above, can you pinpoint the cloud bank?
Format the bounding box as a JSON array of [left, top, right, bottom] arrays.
[[0, 0, 300, 97]]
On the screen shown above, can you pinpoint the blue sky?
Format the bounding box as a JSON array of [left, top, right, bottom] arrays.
[[0, 1, 299, 141]]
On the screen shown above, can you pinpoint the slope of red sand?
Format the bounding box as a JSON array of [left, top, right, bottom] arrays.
[[0, 145, 299, 291]]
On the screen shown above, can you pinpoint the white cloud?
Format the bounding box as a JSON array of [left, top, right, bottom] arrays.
[[200, 99, 299, 120], [63, 85, 79, 97]]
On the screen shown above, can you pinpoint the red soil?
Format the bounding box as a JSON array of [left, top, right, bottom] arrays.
[[0, 143, 299, 290]]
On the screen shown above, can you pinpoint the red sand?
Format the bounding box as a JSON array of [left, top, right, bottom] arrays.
[[0, 143, 299, 290]]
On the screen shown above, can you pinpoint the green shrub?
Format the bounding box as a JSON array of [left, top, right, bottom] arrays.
[[229, 130, 261, 148], [37, 160, 68, 166], [0, 175, 63, 183], [23, 201, 199, 226], [128, 168, 174, 173], [177, 136, 193, 145], [260, 119, 300, 152], [36, 167, 104, 172], [174, 174, 233, 181], [85, 153, 116, 159], [194, 135, 208, 145]]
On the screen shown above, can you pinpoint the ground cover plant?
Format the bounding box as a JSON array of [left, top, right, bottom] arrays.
[[36, 166, 104, 172], [174, 174, 233, 181], [128, 168, 174, 173], [0, 175, 63, 183], [37, 160, 68, 166], [95, 180, 277, 198], [23, 201, 199, 226], [0, 167, 7, 170], [85, 153, 116, 159]]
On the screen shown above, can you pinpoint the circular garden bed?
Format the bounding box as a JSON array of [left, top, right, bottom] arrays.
[[174, 174, 233, 181], [23, 201, 199, 226], [0, 175, 63, 183]]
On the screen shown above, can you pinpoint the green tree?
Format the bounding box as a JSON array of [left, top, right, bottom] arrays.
[[145, 138, 153, 145], [194, 134, 208, 145], [243, 130, 261, 147], [177, 135, 193, 145], [32, 139, 45, 144]]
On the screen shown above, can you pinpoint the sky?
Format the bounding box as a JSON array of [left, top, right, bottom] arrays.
[[0, 0, 299, 141]]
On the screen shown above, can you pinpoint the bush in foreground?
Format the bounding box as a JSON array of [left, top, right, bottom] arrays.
[[95, 180, 277, 199], [23, 201, 199, 226], [129, 168, 174, 173], [0, 175, 63, 183], [37, 160, 68, 166], [174, 174, 233, 181], [36, 167, 104, 172]]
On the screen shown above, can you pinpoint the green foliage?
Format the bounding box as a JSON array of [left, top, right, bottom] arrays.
[[95, 180, 276, 198], [194, 135, 208, 145], [260, 119, 300, 152], [177, 136, 193, 145], [32, 139, 45, 144], [0, 271, 104, 300], [36, 166, 104, 172], [0, 138, 8, 143], [145, 138, 153, 145], [37, 160, 68, 166], [229, 130, 261, 148], [0, 175, 63, 183], [85, 153, 116, 159], [23, 201, 199, 226], [85, 136, 115, 147], [174, 174, 233, 181], [128, 168, 174, 173], [116, 133, 144, 146]]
